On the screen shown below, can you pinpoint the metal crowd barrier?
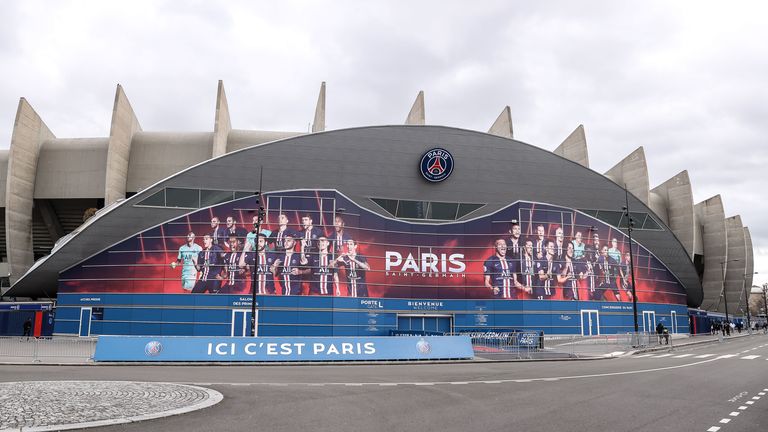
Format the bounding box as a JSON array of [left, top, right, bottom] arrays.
[[0, 336, 96, 362]]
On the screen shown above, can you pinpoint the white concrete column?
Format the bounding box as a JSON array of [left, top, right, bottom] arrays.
[[312, 82, 326, 133], [4, 98, 55, 284], [487, 106, 513, 139], [553, 125, 589, 168], [604, 146, 650, 205], [213, 80, 231, 157], [651, 170, 695, 259], [405, 91, 425, 125], [105, 84, 142, 206]]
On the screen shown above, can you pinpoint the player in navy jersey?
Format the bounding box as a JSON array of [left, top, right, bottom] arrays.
[[268, 213, 296, 251], [483, 238, 520, 299], [272, 233, 308, 296], [532, 225, 549, 260], [330, 214, 352, 257], [224, 216, 248, 244], [210, 216, 230, 249], [553, 227, 567, 262], [578, 257, 599, 300], [519, 240, 536, 296], [506, 222, 523, 261], [192, 234, 225, 294], [299, 213, 324, 256], [306, 236, 339, 296], [557, 242, 579, 300], [619, 252, 635, 302], [594, 245, 614, 301], [241, 232, 277, 295], [335, 238, 370, 297], [222, 234, 247, 294], [534, 240, 560, 300], [585, 232, 601, 264]]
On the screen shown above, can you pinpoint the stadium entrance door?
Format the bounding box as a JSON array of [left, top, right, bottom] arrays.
[[396, 314, 452, 335], [642, 311, 656, 333], [580, 310, 600, 336], [231, 309, 256, 336], [79, 307, 92, 337]]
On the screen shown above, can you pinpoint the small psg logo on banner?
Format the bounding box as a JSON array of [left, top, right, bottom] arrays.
[[419, 148, 454, 182]]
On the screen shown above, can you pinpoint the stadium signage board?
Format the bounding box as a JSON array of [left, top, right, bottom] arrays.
[[93, 335, 474, 362]]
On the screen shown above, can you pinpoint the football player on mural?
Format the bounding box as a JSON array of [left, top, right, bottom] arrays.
[[192, 234, 225, 294], [272, 233, 308, 296], [483, 238, 520, 299], [169, 232, 201, 291], [335, 238, 370, 297], [305, 236, 339, 296]]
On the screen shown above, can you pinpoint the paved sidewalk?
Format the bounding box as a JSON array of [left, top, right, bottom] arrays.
[[0, 381, 222, 431]]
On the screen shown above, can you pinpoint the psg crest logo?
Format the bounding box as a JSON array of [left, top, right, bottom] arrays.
[[419, 148, 454, 182], [144, 340, 163, 357], [416, 338, 432, 355]]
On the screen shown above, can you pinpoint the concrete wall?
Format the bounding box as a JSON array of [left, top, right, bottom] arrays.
[[34, 138, 108, 199], [694, 196, 728, 311], [553, 125, 589, 168], [0, 150, 8, 205], [126, 132, 213, 193], [724, 216, 747, 316], [650, 171, 695, 259], [604, 146, 650, 206]]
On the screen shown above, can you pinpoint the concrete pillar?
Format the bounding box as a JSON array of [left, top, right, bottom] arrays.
[[651, 170, 695, 259], [405, 91, 425, 125], [312, 82, 326, 133], [487, 106, 513, 139], [724, 216, 747, 316], [604, 146, 650, 206], [744, 227, 754, 292], [4, 98, 55, 284], [553, 125, 589, 168], [694, 195, 727, 311], [105, 84, 142, 206], [213, 80, 231, 157]]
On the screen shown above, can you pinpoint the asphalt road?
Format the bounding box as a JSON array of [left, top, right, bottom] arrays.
[[2, 335, 768, 432]]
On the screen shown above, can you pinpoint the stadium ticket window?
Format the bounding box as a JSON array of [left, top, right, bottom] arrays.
[[231, 309, 256, 337], [397, 315, 452, 335], [79, 307, 92, 337], [580, 310, 599, 336], [642, 311, 656, 333], [670, 311, 678, 333]]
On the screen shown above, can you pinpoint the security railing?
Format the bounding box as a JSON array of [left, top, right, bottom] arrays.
[[0, 336, 96, 362]]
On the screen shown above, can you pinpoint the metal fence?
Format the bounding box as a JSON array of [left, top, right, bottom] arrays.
[[0, 336, 96, 362]]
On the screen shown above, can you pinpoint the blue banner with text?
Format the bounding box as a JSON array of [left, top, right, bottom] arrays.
[[93, 335, 474, 362]]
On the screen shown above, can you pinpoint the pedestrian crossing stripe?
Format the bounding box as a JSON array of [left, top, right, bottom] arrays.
[[741, 355, 760, 360]]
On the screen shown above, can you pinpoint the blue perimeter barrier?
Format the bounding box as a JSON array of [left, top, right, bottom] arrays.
[[93, 335, 474, 362]]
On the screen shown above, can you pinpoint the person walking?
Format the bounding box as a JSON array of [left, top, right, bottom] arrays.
[[23, 317, 32, 340], [656, 322, 665, 344]]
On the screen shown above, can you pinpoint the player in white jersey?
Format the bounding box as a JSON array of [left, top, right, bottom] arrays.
[[170, 232, 201, 291]]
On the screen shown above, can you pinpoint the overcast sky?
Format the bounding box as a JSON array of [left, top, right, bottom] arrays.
[[1, 1, 766, 287]]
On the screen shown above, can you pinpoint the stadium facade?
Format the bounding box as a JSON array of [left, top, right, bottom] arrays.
[[0, 82, 754, 337]]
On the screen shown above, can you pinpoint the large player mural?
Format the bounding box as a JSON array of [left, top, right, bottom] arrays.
[[59, 190, 687, 305]]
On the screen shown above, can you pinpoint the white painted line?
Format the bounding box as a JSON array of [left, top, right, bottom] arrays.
[[707, 426, 720, 432], [515, 380, 533, 383], [672, 354, 693, 358], [739, 406, 748, 410], [483, 381, 502, 384], [653, 354, 673, 358], [541, 378, 560, 381], [752, 396, 760, 400], [413, 383, 434, 386], [635, 354, 654, 358], [378, 383, 397, 386], [746, 401, 754, 405], [694, 354, 715, 358], [730, 412, 740, 416], [307, 383, 325, 387], [719, 419, 731, 424], [718, 354, 738, 359], [607, 351, 625, 356], [764, 388, 768, 391], [450, 382, 468, 385], [741, 355, 760, 360], [344, 383, 363, 387], [759, 392, 765, 396]]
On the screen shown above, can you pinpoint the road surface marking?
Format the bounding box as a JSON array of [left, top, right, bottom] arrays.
[[752, 396, 760, 400], [719, 419, 730, 424], [741, 355, 760, 360], [746, 401, 754, 405], [635, 354, 653, 358], [729, 412, 740, 416], [606, 351, 625, 356], [672, 354, 693, 358], [738, 406, 748, 410], [718, 355, 738, 359], [707, 426, 720, 431], [694, 354, 715, 358], [759, 392, 765, 396], [653, 354, 673, 358]]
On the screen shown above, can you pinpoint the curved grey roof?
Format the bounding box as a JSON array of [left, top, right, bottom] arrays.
[[7, 125, 703, 306]]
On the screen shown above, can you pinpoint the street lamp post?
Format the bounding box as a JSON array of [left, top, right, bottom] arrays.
[[763, 283, 768, 325], [622, 186, 639, 336], [720, 259, 740, 325]]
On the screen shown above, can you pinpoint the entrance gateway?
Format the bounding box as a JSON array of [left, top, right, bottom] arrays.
[[231, 310, 256, 337], [580, 309, 599, 336], [397, 314, 452, 334]]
